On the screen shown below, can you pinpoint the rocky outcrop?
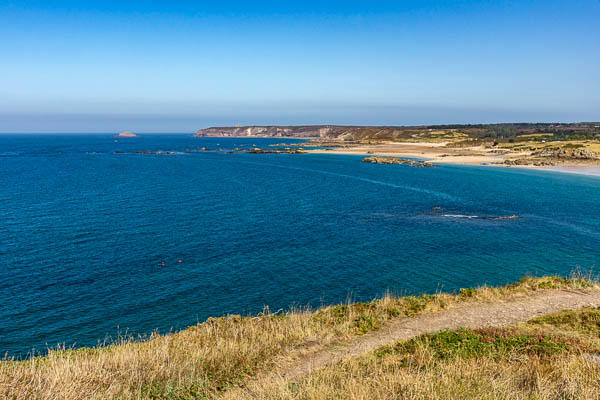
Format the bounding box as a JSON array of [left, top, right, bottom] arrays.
[[114, 150, 178, 155], [532, 149, 600, 159], [242, 148, 306, 154], [362, 156, 436, 167], [504, 148, 600, 167]]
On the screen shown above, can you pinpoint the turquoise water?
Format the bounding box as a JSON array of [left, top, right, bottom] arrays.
[[1, 134, 599, 357]]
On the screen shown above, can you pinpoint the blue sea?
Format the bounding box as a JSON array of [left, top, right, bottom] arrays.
[[1, 134, 599, 357]]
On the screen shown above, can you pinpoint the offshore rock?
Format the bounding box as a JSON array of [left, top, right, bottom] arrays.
[[115, 131, 138, 138]]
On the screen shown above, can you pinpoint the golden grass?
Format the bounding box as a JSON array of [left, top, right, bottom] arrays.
[[1, 274, 598, 399], [241, 348, 600, 399], [232, 309, 600, 399], [585, 142, 600, 152]]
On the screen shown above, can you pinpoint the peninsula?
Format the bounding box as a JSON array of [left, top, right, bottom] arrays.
[[195, 123, 600, 169]]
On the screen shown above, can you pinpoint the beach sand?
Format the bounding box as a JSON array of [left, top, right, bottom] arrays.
[[307, 141, 514, 165], [305, 141, 600, 176]]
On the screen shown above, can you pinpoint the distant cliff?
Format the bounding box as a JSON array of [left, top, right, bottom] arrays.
[[195, 126, 333, 139], [194, 123, 600, 142], [194, 126, 414, 141]]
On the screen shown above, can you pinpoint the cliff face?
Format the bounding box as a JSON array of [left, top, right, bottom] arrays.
[[195, 123, 600, 142], [194, 126, 333, 139], [194, 126, 411, 141]]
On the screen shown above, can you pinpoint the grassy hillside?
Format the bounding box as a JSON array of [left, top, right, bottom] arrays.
[[234, 308, 600, 399], [1, 275, 598, 399], [196, 123, 600, 143]]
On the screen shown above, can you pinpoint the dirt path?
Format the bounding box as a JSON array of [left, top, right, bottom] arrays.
[[279, 289, 600, 381]]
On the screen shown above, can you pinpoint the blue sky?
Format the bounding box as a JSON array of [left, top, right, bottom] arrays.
[[1, 0, 599, 132]]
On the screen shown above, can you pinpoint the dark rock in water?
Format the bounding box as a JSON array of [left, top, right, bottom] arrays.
[[184, 147, 216, 152], [361, 156, 436, 167], [129, 150, 179, 156], [234, 147, 307, 154], [362, 156, 408, 164]]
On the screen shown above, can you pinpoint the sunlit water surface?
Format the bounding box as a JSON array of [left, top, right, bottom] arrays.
[[1, 134, 599, 357]]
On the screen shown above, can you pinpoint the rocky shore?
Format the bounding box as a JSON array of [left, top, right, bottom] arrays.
[[504, 149, 600, 167], [362, 156, 436, 167], [193, 124, 600, 172], [244, 148, 306, 154]]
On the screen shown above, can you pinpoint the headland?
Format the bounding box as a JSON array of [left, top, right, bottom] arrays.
[[195, 123, 600, 173]]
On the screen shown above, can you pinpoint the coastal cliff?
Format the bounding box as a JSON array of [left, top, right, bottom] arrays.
[[193, 125, 414, 140], [195, 126, 331, 138], [194, 123, 600, 143], [194, 123, 600, 169]]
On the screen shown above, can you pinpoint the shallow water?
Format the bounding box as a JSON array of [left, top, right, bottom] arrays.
[[1, 134, 599, 357], [548, 166, 600, 177]]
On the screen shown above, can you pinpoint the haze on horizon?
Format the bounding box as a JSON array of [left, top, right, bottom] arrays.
[[1, 0, 599, 133]]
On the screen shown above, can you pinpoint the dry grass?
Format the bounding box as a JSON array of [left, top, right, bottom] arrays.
[[233, 308, 600, 399], [1, 274, 598, 399]]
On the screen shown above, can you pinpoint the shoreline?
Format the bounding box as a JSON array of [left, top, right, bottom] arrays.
[[301, 142, 600, 177], [195, 135, 600, 177], [545, 165, 600, 177]]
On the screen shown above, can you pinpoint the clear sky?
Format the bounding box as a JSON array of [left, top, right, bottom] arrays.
[[1, 0, 599, 132]]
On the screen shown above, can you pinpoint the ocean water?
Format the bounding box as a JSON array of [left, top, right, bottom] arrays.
[[1, 134, 599, 357]]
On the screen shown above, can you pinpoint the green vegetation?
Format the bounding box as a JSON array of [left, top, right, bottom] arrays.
[[530, 307, 600, 337], [349, 123, 600, 151], [378, 327, 582, 361]]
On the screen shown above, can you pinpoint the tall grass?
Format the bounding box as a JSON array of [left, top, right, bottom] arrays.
[[232, 308, 600, 399], [0, 275, 597, 399]]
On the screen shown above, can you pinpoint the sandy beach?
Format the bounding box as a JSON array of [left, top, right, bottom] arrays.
[[305, 141, 600, 175], [306, 141, 498, 164]]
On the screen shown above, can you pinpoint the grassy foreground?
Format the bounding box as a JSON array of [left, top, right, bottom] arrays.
[[233, 308, 600, 399], [1, 275, 599, 399]]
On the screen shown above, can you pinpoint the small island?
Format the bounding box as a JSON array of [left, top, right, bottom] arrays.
[[115, 131, 139, 138]]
